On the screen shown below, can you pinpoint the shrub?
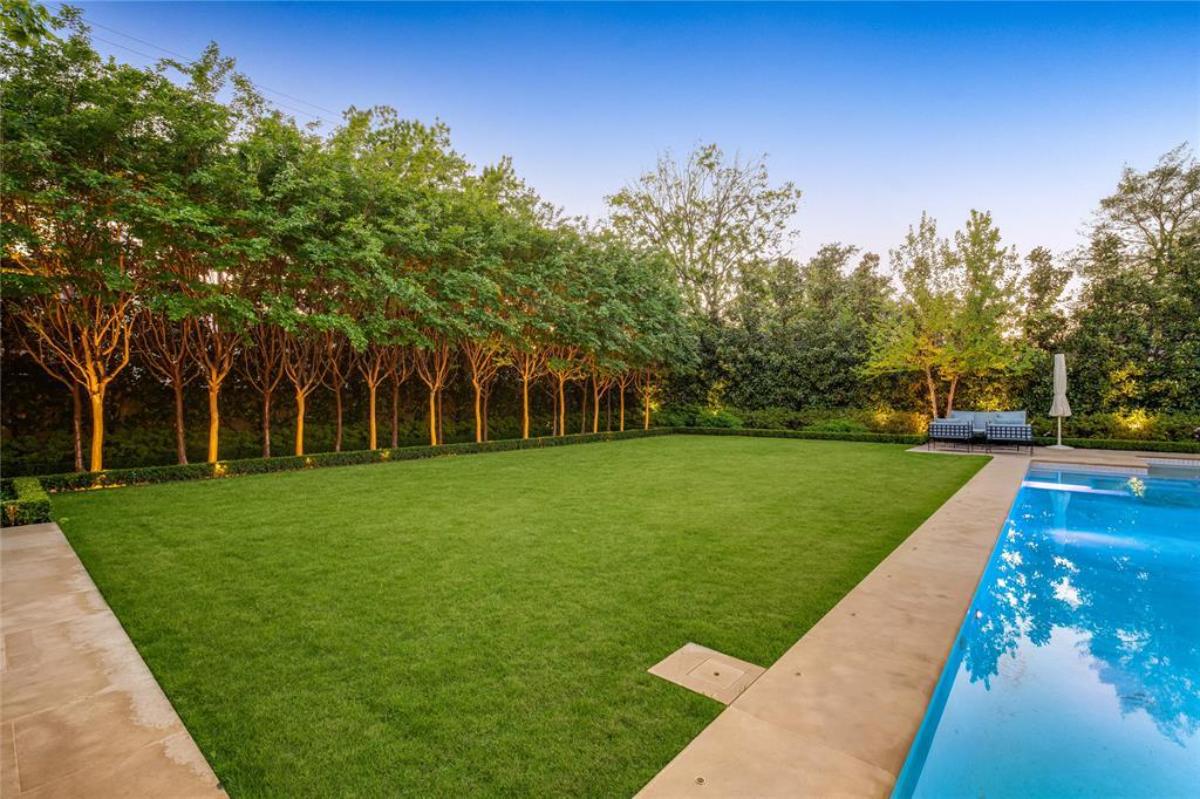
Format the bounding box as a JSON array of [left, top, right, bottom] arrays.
[[1, 476, 52, 527], [35, 429, 676, 493], [805, 418, 869, 434], [673, 426, 926, 446]]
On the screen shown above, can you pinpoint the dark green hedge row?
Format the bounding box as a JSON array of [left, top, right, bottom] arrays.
[[1, 477, 52, 527], [673, 426, 926, 445], [35, 428, 674, 493], [1032, 436, 1200, 454]]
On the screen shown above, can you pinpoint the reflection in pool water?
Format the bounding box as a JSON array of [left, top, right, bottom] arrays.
[[894, 469, 1200, 798]]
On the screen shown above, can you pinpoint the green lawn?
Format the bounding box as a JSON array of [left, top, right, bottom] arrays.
[[54, 436, 986, 797]]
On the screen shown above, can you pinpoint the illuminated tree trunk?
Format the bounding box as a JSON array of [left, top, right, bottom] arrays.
[[482, 387, 490, 442], [510, 348, 546, 439], [522, 376, 531, 438], [282, 333, 329, 457], [580, 383, 588, 434], [944, 376, 959, 418], [70, 384, 84, 472], [13, 293, 135, 473], [172, 381, 188, 465], [294, 391, 307, 456], [368, 386, 378, 450], [473, 382, 484, 443], [414, 337, 453, 447], [206, 383, 221, 463], [592, 380, 601, 434], [261, 389, 274, 459], [619, 389, 626, 431], [88, 388, 105, 472], [190, 321, 238, 464], [427, 388, 437, 446], [557, 376, 567, 436]]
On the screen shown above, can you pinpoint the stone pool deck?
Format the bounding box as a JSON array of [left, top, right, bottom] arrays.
[[1, 523, 224, 798], [638, 446, 1195, 798]]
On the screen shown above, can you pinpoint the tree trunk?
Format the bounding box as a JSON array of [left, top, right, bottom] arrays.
[[473, 382, 484, 443], [924, 366, 940, 419], [294, 391, 306, 456], [557, 377, 567, 436], [437, 389, 444, 445], [592, 381, 601, 434], [580, 383, 587, 434], [606, 389, 612, 433], [172, 378, 188, 465], [207, 383, 220, 463], [522, 377, 531, 439], [643, 391, 651, 430], [261, 389, 273, 459], [368, 383, 378, 450], [334, 385, 344, 452], [70, 383, 84, 472], [88, 388, 105, 472], [944, 377, 959, 418], [619, 388, 626, 432], [427, 387, 437, 446], [482, 390, 490, 441], [391, 377, 400, 448]]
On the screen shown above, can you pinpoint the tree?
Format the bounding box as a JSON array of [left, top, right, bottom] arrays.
[[1069, 146, 1200, 413], [944, 210, 1023, 414], [1, 12, 155, 470], [866, 214, 958, 418], [134, 310, 195, 464], [607, 143, 801, 321]]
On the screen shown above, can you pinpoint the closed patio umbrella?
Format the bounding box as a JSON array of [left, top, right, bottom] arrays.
[[1048, 353, 1072, 450]]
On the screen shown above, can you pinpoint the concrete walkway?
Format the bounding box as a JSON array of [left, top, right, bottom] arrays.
[[639, 446, 1198, 797], [1, 522, 224, 798]]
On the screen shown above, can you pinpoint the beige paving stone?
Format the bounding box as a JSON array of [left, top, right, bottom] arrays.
[[12, 680, 185, 791], [0, 522, 225, 798], [648, 643, 765, 705], [637, 706, 895, 798], [21, 732, 222, 799]]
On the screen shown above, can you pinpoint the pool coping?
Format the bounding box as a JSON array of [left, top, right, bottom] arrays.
[[639, 445, 1194, 797], [1, 522, 226, 798]]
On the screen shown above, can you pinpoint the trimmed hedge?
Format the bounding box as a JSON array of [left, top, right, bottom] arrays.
[[1, 476, 52, 527], [35, 428, 674, 493], [673, 427, 926, 446], [24, 426, 1199, 503], [1031, 436, 1200, 454]]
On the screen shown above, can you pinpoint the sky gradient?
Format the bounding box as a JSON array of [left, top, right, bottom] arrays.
[[69, 2, 1200, 263]]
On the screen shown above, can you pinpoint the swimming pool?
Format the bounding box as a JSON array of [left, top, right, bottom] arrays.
[[893, 466, 1200, 798]]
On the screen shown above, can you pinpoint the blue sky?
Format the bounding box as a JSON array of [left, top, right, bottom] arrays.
[[70, 2, 1199, 263]]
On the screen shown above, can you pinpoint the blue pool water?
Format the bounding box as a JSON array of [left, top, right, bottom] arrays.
[[894, 467, 1200, 798]]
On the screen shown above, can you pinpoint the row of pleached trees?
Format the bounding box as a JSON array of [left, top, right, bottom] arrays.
[[1, 10, 694, 472]]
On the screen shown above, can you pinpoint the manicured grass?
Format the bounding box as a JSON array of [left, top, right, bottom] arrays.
[[55, 436, 986, 797]]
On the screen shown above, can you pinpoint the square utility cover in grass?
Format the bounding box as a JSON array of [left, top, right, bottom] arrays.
[[54, 436, 986, 796]]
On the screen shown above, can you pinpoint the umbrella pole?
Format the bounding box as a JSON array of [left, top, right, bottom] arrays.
[[1057, 416, 1062, 447]]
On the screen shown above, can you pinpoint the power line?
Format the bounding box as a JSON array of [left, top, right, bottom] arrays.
[[85, 17, 339, 124]]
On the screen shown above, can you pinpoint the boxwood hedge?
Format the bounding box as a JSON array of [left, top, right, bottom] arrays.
[[1, 476, 52, 527]]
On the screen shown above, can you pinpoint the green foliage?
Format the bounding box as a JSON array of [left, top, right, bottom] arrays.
[[673, 427, 926, 446], [1, 476, 51, 526]]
